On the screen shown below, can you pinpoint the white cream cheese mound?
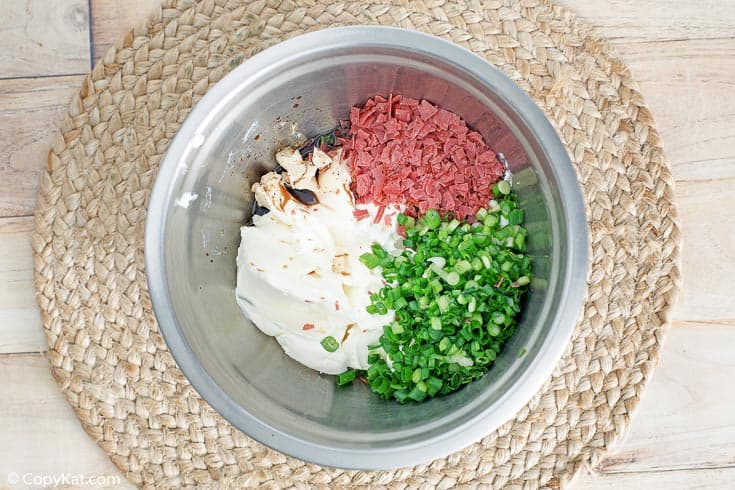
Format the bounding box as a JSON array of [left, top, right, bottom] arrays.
[[236, 147, 401, 374]]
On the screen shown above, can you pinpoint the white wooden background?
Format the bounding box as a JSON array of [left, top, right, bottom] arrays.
[[0, 1, 733, 488]]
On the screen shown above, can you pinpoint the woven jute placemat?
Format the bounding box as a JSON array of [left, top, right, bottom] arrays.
[[32, 0, 681, 487]]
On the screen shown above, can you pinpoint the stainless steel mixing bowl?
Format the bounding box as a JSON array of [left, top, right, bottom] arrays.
[[145, 26, 588, 470]]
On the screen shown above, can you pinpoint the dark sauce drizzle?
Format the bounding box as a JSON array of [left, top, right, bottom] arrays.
[[284, 185, 319, 206]]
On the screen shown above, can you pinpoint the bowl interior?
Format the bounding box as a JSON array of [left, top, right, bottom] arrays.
[[147, 27, 585, 469]]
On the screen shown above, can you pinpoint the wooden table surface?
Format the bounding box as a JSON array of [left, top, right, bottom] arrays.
[[1, 1, 733, 488]]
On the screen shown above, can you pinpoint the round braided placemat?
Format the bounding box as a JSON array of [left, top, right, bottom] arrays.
[[33, 0, 681, 487]]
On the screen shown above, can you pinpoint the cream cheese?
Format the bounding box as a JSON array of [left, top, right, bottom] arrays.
[[236, 147, 401, 374]]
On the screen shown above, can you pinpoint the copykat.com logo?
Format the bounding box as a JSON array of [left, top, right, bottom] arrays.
[[6, 472, 122, 488]]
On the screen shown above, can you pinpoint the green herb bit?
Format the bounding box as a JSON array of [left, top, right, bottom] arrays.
[[359, 252, 380, 269], [336, 369, 357, 386], [422, 209, 441, 229], [320, 336, 339, 352]]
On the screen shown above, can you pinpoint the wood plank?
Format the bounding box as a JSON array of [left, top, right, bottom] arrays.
[[89, 0, 160, 63], [0, 0, 90, 78], [0, 75, 85, 218], [557, 0, 735, 43], [575, 466, 735, 490], [0, 353, 132, 489], [0, 217, 44, 354], [673, 179, 735, 322]]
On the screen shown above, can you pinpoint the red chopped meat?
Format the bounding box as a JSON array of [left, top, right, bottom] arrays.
[[344, 95, 504, 220], [373, 205, 386, 224], [352, 208, 370, 220]]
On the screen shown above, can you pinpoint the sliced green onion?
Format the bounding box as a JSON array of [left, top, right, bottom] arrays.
[[445, 272, 460, 286], [423, 209, 441, 229], [337, 369, 357, 386], [454, 260, 472, 274], [359, 252, 379, 269], [483, 214, 499, 228], [321, 336, 339, 352], [437, 295, 451, 312], [426, 377, 443, 396], [428, 256, 446, 268], [468, 296, 477, 313], [439, 337, 451, 352], [508, 208, 524, 225], [394, 296, 409, 310]]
